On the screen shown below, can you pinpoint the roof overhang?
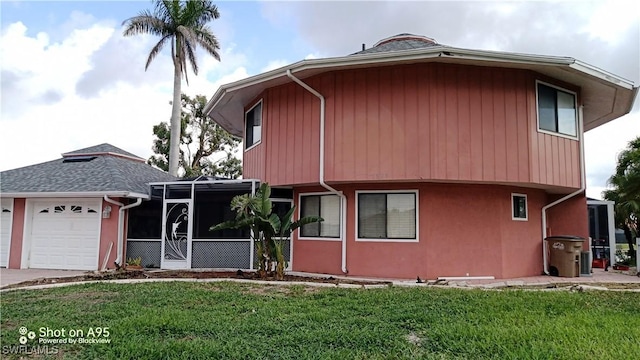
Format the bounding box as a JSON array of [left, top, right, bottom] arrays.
[[205, 45, 637, 137], [0, 191, 150, 199]]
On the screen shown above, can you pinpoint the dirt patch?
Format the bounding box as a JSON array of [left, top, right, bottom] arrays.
[[1, 269, 391, 290]]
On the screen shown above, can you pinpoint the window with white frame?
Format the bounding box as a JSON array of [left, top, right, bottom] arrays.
[[300, 194, 340, 238], [357, 191, 417, 240], [245, 101, 262, 149], [512, 193, 527, 220], [537, 82, 577, 137]]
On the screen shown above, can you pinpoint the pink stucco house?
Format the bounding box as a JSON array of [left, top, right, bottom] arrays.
[[204, 34, 637, 279]]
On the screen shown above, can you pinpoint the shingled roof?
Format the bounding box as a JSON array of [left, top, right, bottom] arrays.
[[352, 33, 439, 55], [0, 143, 175, 196]]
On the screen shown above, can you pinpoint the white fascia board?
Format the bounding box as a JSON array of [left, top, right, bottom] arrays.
[[569, 60, 636, 90], [0, 191, 149, 199], [148, 179, 260, 186]]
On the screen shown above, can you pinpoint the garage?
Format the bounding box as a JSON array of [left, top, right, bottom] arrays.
[[28, 199, 101, 270], [1, 198, 13, 267]]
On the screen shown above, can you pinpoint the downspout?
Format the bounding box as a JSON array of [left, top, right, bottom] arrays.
[[286, 69, 348, 274], [541, 105, 586, 274], [104, 196, 143, 267]]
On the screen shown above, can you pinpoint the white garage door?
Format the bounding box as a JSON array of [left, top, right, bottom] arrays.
[[1, 199, 13, 267], [29, 200, 101, 270]]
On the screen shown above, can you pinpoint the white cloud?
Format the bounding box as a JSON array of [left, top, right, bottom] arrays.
[[0, 15, 251, 171], [260, 59, 289, 73]]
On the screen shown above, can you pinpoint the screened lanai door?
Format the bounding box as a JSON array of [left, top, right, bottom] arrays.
[[161, 199, 193, 269]]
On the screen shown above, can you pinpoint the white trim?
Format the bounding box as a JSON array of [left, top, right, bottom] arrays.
[[297, 192, 342, 241], [192, 238, 252, 242], [244, 99, 263, 151], [355, 190, 419, 243], [535, 80, 579, 140], [511, 193, 528, 221], [127, 238, 162, 242], [160, 199, 193, 269], [0, 198, 14, 267], [0, 191, 149, 199]]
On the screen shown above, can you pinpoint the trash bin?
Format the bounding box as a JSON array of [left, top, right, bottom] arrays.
[[545, 236, 585, 277]]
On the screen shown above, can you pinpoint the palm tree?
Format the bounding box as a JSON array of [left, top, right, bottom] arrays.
[[123, 0, 221, 176], [603, 136, 640, 257]]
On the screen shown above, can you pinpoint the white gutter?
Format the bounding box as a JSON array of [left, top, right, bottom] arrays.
[[104, 195, 144, 267], [286, 69, 348, 274], [541, 105, 586, 275]]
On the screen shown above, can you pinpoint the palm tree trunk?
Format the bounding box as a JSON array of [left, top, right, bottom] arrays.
[[168, 61, 182, 176]]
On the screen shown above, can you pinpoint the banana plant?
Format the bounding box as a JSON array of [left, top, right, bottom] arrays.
[[211, 183, 322, 279]]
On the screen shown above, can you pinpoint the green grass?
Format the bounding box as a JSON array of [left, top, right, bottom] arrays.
[[1, 282, 639, 359]]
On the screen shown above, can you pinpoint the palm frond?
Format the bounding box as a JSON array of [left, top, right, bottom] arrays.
[[291, 216, 324, 231], [145, 34, 172, 70]]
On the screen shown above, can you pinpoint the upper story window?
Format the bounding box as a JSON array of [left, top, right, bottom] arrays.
[[357, 191, 417, 241], [537, 82, 577, 138], [245, 101, 262, 150], [512, 193, 528, 221], [300, 194, 340, 239]]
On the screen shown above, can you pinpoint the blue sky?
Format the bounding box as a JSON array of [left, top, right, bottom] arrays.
[[1, 0, 639, 199]]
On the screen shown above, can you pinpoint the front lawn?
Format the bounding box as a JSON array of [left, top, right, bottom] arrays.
[[1, 282, 638, 359]]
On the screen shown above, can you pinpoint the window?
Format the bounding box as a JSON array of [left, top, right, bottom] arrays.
[[512, 194, 527, 221], [300, 194, 340, 238], [537, 82, 577, 137], [357, 191, 417, 241], [245, 101, 262, 149]]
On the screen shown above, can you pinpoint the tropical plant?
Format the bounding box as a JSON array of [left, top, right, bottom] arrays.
[[123, 0, 221, 176], [148, 93, 242, 178], [210, 183, 323, 279], [603, 136, 640, 258]]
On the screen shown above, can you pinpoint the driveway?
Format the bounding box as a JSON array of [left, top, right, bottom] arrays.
[[0, 269, 86, 288]]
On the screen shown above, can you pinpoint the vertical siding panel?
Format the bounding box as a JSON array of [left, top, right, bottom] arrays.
[[469, 67, 483, 181], [353, 70, 367, 180], [551, 136, 559, 185], [544, 135, 553, 185], [445, 65, 459, 180], [418, 66, 431, 179], [435, 64, 448, 179], [457, 66, 471, 180], [493, 70, 507, 182], [481, 68, 495, 181], [333, 72, 344, 181], [323, 74, 335, 181], [516, 72, 530, 182], [277, 86, 287, 184], [377, 68, 392, 179], [504, 71, 519, 182], [293, 86, 303, 184], [558, 139, 566, 186], [283, 85, 294, 184], [404, 65, 420, 179], [429, 66, 439, 179], [309, 78, 321, 182], [571, 141, 586, 187], [368, 69, 382, 179], [392, 67, 406, 178], [529, 76, 541, 184], [342, 71, 356, 180], [302, 85, 313, 183]]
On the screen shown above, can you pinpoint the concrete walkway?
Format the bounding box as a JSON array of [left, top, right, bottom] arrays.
[[0, 269, 87, 287], [1, 267, 638, 291]]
